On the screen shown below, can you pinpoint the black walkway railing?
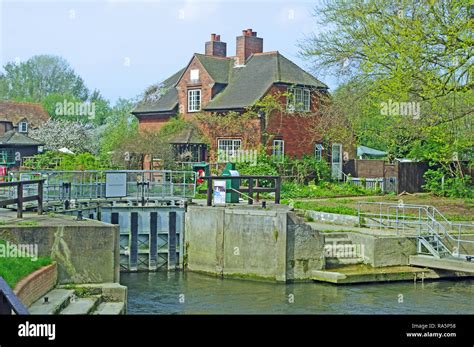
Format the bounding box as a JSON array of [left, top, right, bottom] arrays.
[[0, 276, 29, 315]]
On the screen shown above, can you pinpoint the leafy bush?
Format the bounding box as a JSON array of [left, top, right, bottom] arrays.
[[289, 155, 331, 184], [423, 169, 473, 198], [23, 152, 108, 171], [281, 181, 379, 199], [293, 201, 358, 216], [237, 152, 278, 176]]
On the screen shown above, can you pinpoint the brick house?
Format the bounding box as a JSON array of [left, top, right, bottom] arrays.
[[0, 101, 48, 168], [133, 29, 347, 177]]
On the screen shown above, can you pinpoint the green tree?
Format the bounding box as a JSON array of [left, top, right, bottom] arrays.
[[0, 55, 89, 101], [300, 0, 473, 167]]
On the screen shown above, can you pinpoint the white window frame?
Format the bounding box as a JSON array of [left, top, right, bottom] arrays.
[[217, 139, 241, 162], [190, 69, 200, 82], [187, 89, 201, 112], [315, 143, 323, 161], [272, 139, 285, 161], [18, 121, 28, 133], [286, 87, 310, 112]]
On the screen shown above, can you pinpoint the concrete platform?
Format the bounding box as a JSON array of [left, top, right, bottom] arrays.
[[308, 221, 418, 237], [94, 302, 125, 315], [0, 208, 111, 227], [409, 255, 474, 273], [29, 289, 74, 315], [60, 297, 99, 315], [311, 264, 474, 284]]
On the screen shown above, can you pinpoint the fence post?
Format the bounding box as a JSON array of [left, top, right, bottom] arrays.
[[37, 180, 43, 215], [274, 177, 281, 204], [248, 178, 254, 205], [206, 177, 212, 206], [17, 182, 23, 218]]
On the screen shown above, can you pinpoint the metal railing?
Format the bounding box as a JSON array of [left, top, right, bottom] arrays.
[[0, 276, 29, 315], [347, 177, 384, 190], [6, 170, 197, 205], [357, 201, 474, 259]]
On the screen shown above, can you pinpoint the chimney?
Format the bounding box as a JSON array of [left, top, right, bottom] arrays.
[[205, 33, 227, 57], [236, 28, 263, 65]]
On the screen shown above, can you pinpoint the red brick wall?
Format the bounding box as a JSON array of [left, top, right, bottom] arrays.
[[176, 56, 216, 120], [138, 116, 171, 133], [14, 263, 57, 308], [236, 33, 263, 65], [265, 85, 323, 158], [199, 118, 262, 161]]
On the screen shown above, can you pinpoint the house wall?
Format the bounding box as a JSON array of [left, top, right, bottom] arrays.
[[0, 121, 13, 136], [138, 115, 172, 133], [176, 56, 216, 120], [137, 83, 346, 161], [265, 85, 323, 158]]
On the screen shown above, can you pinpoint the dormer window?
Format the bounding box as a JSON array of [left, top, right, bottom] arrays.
[[188, 89, 201, 112], [190, 69, 200, 83], [18, 121, 28, 133]]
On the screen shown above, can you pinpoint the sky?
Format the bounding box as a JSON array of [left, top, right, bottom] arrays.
[[0, 0, 337, 103]]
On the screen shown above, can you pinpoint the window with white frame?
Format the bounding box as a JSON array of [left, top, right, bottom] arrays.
[[286, 87, 310, 112], [315, 143, 323, 161], [187, 89, 201, 112], [217, 139, 241, 162], [190, 69, 199, 82], [18, 121, 28, 133], [272, 140, 285, 161]]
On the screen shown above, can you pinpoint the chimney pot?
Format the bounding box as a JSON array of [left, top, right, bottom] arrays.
[[236, 28, 263, 64], [205, 33, 226, 57]]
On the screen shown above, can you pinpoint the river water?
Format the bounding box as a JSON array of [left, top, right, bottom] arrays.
[[121, 272, 474, 314]]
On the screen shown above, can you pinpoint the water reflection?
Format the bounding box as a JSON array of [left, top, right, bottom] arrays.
[[121, 272, 474, 315]]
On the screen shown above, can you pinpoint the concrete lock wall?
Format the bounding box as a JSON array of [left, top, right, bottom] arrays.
[[63, 205, 185, 272], [346, 232, 417, 267], [185, 205, 324, 282], [0, 217, 119, 284]]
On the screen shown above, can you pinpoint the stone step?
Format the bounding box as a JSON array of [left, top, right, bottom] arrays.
[[326, 257, 365, 267], [325, 238, 353, 245], [29, 289, 75, 315], [323, 233, 350, 239], [60, 297, 100, 315], [93, 302, 125, 315]]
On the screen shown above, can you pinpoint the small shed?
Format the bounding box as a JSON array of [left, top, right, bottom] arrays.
[[357, 145, 387, 159], [0, 131, 44, 167], [169, 127, 207, 162]]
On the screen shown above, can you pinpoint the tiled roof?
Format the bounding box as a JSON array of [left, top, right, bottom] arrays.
[[132, 68, 185, 114], [205, 52, 327, 110], [0, 101, 50, 128], [0, 130, 44, 146], [133, 51, 327, 114]]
